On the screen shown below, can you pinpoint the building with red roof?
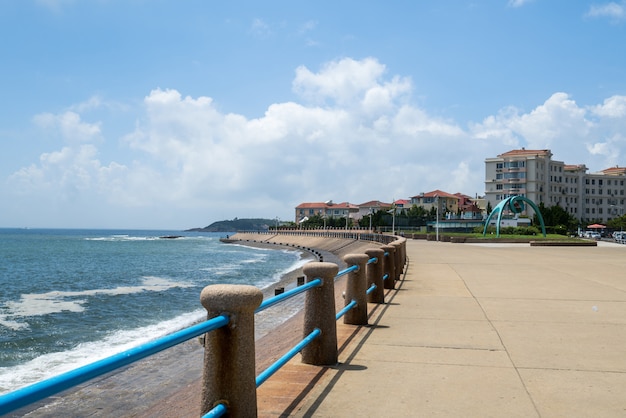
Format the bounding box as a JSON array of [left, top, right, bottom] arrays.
[[485, 148, 626, 223]]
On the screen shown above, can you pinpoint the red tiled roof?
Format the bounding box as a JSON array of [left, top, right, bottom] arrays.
[[564, 164, 586, 172], [357, 200, 392, 208], [411, 190, 459, 199], [497, 149, 551, 158], [295, 201, 358, 210], [601, 166, 626, 175], [295, 202, 328, 209]]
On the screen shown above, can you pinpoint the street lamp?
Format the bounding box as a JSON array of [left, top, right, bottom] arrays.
[[435, 194, 439, 242], [388, 202, 396, 235]]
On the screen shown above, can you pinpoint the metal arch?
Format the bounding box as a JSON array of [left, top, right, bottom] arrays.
[[483, 196, 547, 237]]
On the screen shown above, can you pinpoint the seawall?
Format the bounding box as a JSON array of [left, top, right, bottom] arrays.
[[13, 232, 387, 417]]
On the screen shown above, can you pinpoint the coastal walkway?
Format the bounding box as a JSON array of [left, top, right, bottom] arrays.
[[258, 239, 626, 417]]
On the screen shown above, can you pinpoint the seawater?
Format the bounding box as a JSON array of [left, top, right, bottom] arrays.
[[0, 228, 307, 394]]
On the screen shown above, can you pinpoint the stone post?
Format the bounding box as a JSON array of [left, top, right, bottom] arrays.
[[200, 284, 263, 417], [365, 248, 385, 304], [301, 262, 339, 365], [343, 253, 369, 325], [392, 240, 403, 279], [381, 244, 395, 289]]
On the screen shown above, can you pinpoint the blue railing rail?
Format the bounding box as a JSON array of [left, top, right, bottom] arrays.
[[1, 235, 407, 417], [0, 315, 230, 415]]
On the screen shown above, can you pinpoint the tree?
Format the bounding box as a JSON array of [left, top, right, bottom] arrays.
[[607, 214, 626, 231], [533, 203, 578, 234]]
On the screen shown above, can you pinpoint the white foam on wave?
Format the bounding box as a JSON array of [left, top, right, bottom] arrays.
[[0, 309, 206, 395], [0, 277, 194, 331], [257, 251, 314, 290]]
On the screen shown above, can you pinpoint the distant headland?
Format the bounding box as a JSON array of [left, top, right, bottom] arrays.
[[186, 218, 274, 233]]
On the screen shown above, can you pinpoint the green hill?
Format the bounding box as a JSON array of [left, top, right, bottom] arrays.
[[186, 218, 274, 232]]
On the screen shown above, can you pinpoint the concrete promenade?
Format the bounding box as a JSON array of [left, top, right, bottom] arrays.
[[264, 239, 626, 417]]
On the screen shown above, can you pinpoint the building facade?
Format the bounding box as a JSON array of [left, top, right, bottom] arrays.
[[485, 149, 626, 223], [410, 190, 460, 218], [294, 201, 359, 223]]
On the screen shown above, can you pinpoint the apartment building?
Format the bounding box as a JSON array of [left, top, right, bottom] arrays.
[[485, 149, 626, 223], [294, 201, 359, 223], [410, 190, 460, 217]]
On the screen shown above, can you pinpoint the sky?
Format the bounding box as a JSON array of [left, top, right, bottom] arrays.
[[2, 0, 626, 229]]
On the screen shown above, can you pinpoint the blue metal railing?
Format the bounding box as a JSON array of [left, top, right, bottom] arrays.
[[203, 402, 227, 418], [1, 249, 392, 416], [255, 328, 321, 387], [0, 315, 230, 415], [256, 278, 322, 313], [336, 300, 357, 320]]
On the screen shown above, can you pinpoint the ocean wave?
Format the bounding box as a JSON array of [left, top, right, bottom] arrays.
[[0, 277, 194, 331], [0, 309, 206, 394]]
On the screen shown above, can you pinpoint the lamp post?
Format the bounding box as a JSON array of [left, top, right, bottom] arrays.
[[388, 202, 396, 235], [368, 208, 373, 233], [435, 194, 439, 242], [275, 217, 279, 231]]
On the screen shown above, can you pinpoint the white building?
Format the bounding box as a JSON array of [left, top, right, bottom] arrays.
[[485, 149, 626, 223]]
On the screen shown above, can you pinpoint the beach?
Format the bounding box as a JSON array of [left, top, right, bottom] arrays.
[[11, 232, 383, 417]]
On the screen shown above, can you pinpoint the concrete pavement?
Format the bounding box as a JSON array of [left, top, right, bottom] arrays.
[[273, 239, 626, 417]]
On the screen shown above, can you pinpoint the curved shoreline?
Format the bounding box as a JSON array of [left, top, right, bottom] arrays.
[[13, 233, 384, 417]]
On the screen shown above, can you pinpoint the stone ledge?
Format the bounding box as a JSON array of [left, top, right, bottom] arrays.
[[530, 240, 597, 246]]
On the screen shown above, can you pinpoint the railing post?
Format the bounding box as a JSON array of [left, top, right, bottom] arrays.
[[200, 284, 263, 417], [343, 253, 369, 325], [381, 244, 395, 289], [301, 262, 339, 365], [392, 241, 403, 279], [365, 248, 385, 304]]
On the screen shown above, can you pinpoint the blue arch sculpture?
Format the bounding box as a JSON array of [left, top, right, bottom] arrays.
[[483, 195, 546, 237]]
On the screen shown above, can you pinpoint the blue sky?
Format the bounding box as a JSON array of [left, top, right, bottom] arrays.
[[2, 0, 626, 229]]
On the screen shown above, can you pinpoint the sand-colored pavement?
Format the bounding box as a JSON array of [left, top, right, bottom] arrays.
[[281, 239, 626, 417]]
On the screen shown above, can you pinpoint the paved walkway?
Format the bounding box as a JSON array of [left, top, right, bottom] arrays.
[[259, 239, 626, 417]]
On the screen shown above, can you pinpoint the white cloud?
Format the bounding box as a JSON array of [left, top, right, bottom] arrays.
[[591, 95, 626, 118], [508, 0, 533, 8], [33, 111, 102, 144], [7, 57, 626, 228], [250, 18, 271, 37], [586, 2, 626, 21]]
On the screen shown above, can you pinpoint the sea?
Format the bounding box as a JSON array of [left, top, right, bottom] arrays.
[[0, 228, 309, 395]]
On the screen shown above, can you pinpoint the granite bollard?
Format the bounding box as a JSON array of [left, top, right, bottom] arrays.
[[301, 262, 339, 366], [343, 253, 370, 325], [380, 244, 395, 289], [365, 248, 385, 304], [200, 284, 263, 417]]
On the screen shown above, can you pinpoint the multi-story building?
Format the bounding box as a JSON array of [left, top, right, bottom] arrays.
[[356, 200, 393, 220], [410, 190, 460, 218], [485, 149, 626, 223], [294, 201, 359, 223]]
